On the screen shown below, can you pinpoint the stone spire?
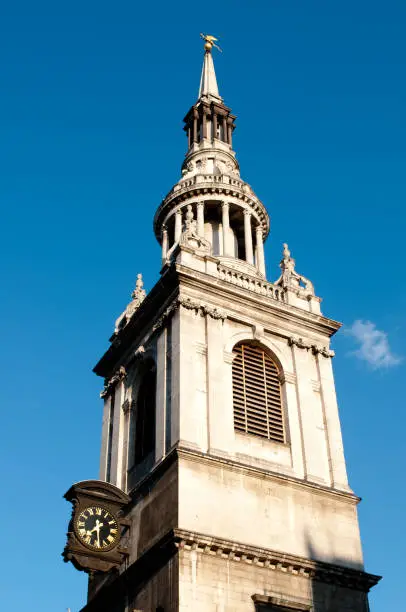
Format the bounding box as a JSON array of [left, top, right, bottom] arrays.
[[153, 36, 270, 280], [198, 35, 222, 102]]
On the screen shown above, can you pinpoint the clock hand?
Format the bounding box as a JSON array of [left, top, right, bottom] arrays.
[[95, 519, 102, 547], [87, 520, 103, 537]]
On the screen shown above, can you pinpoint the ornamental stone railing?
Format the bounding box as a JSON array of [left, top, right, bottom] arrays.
[[173, 173, 249, 194], [217, 264, 285, 302]]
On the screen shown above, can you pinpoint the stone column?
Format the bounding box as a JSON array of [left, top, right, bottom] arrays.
[[227, 121, 233, 147], [197, 202, 205, 237], [212, 112, 217, 140], [256, 226, 266, 276], [222, 116, 227, 143], [193, 113, 198, 143], [161, 225, 168, 265], [175, 209, 182, 242], [244, 210, 254, 265], [202, 111, 207, 139], [222, 202, 231, 256]]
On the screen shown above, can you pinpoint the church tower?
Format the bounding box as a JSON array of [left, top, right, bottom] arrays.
[[66, 36, 380, 612]]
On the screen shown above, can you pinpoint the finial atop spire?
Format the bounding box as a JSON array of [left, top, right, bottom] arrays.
[[200, 33, 222, 53], [198, 33, 222, 102]]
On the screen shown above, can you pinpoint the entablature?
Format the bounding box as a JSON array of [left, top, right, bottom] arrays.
[[94, 262, 340, 379]]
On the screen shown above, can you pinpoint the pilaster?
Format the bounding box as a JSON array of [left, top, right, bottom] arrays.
[[99, 396, 110, 480], [280, 371, 305, 479], [109, 381, 125, 488], [178, 304, 207, 451], [205, 313, 234, 455], [316, 353, 349, 491], [291, 344, 330, 486], [156, 327, 167, 462]]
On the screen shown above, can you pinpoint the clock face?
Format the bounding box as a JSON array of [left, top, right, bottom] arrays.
[[75, 506, 119, 551]]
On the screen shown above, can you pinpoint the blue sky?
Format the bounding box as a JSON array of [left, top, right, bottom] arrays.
[[1, 1, 405, 609]]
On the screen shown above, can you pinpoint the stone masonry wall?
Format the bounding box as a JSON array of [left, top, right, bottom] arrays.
[[179, 548, 369, 612]]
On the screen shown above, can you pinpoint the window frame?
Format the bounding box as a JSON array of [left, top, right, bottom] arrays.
[[232, 342, 286, 444]]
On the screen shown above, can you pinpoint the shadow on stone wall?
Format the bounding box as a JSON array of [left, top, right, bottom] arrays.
[[304, 532, 377, 612]]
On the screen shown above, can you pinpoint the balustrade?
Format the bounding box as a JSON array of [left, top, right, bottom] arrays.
[[217, 264, 284, 302]]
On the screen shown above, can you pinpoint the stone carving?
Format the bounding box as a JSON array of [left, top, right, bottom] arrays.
[[178, 295, 227, 320], [288, 336, 311, 350], [152, 296, 228, 334], [202, 305, 227, 320], [314, 345, 335, 358], [152, 300, 179, 333], [178, 296, 201, 312], [130, 274, 147, 308], [179, 204, 211, 254], [122, 399, 136, 414], [182, 160, 195, 176], [275, 244, 315, 296], [114, 274, 147, 333], [100, 366, 127, 398], [215, 159, 225, 174], [288, 337, 334, 358], [225, 160, 239, 176], [134, 345, 145, 358]]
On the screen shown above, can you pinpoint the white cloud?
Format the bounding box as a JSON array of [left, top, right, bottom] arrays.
[[345, 320, 402, 369]]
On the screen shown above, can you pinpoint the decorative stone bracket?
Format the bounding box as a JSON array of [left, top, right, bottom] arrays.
[[178, 295, 227, 320], [100, 366, 127, 398], [151, 296, 227, 334], [288, 337, 334, 358]]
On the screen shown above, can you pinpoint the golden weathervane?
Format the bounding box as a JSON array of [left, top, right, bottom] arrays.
[[200, 33, 222, 53]]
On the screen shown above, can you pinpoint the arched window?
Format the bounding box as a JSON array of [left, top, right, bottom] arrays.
[[232, 343, 285, 443], [129, 362, 156, 470]]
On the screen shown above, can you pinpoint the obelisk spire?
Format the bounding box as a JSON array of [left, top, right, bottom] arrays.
[[198, 33, 222, 102]]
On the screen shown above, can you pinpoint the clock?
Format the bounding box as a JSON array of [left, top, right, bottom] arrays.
[[75, 506, 120, 551]]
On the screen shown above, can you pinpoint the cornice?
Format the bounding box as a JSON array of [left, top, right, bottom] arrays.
[[173, 528, 381, 593], [177, 446, 359, 504], [175, 264, 341, 338], [94, 262, 340, 379], [80, 525, 380, 612]]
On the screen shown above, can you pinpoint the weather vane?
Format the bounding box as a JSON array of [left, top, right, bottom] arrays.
[[200, 33, 222, 53]]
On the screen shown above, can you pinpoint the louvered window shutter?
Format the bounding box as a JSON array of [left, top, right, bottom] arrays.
[[232, 344, 285, 443]]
